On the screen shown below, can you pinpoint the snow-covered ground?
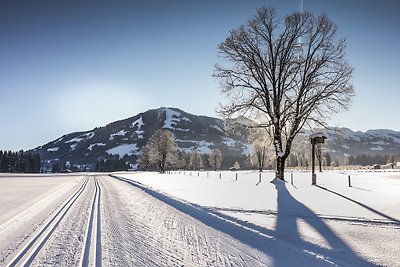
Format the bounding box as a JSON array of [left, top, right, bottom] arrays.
[[117, 170, 400, 266], [0, 171, 399, 266]]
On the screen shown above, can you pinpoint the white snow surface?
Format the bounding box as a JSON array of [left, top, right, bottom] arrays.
[[131, 116, 145, 129], [65, 132, 95, 143], [109, 130, 128, 140], [161, 107, 191, 130], [370, 146, 384, 151], [46, 147, 59, 152], [162, 108, 181, 129], [87, 143, 106, 151], [106, 143, 138, 158], [177, 140, 214, 154], [211, 124, 223, 132], [1, 171, 399, 266], [118, 170, 400, 267]]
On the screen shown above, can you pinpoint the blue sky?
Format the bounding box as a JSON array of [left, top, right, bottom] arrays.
[[0, 0, 399, 151]]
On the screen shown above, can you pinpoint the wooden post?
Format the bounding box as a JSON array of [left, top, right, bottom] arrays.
[[311, 139, 316, 185], [219, 173, 221, 179], [259, 173, 261, 183], [348, 175, 352, 187], [198, 172, 199, 177], [291, 173, 293, 185], [235, 173, 238, 181]]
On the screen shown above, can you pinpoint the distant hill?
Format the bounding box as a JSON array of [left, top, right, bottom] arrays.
[[32, 107, 251, 169], [31, 107, 400, 169]]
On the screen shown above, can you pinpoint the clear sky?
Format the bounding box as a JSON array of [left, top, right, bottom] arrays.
[[0, 0, 399, 151]]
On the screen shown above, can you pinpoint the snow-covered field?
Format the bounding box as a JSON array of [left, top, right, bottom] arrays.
[[117, 170, 400, 266], [0, 171, 399, 266]]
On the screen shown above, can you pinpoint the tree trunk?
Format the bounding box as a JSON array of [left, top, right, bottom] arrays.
[[276, 156, 285, 181]]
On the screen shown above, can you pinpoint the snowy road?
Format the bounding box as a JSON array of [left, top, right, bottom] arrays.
[[0, 174, 385, 266]]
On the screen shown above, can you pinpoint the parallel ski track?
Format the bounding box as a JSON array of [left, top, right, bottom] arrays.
[[80, 176, 102, 267], [5, 176, 89, 267]]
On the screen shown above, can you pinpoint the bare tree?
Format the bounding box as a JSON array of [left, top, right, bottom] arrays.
[[190, 150, 203, 170], [250, 140, 268, 172], [138, 144, 151, 171], [208, 149, 223, 171], [233, 161, 241, 171], [147, 129, 178, 173], [249, 128, 272, 172], [387, 153, 398, 169], [214, 7, 354, 180]]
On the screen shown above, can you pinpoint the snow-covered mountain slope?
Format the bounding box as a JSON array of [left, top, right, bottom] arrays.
[[323, 128, 400, 156], [32, 107, 250, 167], [32, 107, 400, 168]]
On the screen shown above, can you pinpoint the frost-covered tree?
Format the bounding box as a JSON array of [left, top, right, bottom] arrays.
[[387, 153, 398, 168], [190, 150, 203, 170], [176, 151, 190, 170], [324, 152, 332, 166], [138, 145, 151, 171], [214, 7, 354, 180], [208, 149, 223, 171], [250, 140, 268, 172], [249, 129, 273, 172], [233, 161, 241, 170], [147, 129, 178, 173]]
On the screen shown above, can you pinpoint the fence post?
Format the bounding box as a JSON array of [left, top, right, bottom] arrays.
[[235, 173, 238, 181], [259, 173, 261, 183], [348, 175, 351, 187], [219, 173, 221, 179], [291, 173, 293, 185]]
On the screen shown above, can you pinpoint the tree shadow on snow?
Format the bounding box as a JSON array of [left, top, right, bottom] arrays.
[[316, 185, 399, 223], [111, 175, 378, 267], [273, 180, 378, 266]]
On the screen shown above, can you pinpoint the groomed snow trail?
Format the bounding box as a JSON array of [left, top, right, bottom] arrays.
[[101, 175, 274, 266], [1, 175, 103, 267]]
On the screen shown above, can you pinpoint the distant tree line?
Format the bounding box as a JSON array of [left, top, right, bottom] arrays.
[[347, 153, 398, 167], [0, 150, 41, 173], [94, 158, 130, 172]]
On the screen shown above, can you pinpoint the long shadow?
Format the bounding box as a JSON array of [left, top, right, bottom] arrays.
[[316, 185, 400, 223], [111, 175, 378, 266], [273, 180, 377, 267]]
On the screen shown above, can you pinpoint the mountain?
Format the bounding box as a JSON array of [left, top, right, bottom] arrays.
[[32, 107, 251, 169], [32, 107, 400, 170], [323, 128, 400, 156]]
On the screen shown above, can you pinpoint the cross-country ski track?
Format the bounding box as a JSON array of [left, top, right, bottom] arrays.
[[0, 173, 393, 266]]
